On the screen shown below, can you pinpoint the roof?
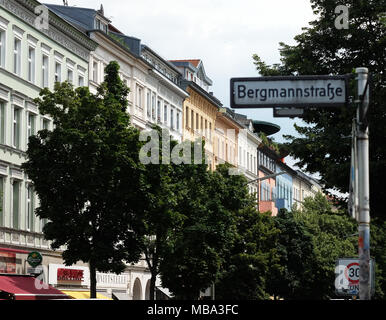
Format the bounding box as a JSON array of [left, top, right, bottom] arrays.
[[45, 4, 110, 32], [0, 274, 69, 300], [170, 59, 213, 85], [180, 80, 222, 109], [141, 45, 183, 75], [218, 107, 245, 129], [170, 59, 201, 67]]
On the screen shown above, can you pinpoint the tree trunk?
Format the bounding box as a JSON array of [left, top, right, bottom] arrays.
[[89, 261, 97, 299], [149, 272, 156, 300]]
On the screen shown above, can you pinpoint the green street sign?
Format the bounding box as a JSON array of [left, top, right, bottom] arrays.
[[27, 251, 43, 268]]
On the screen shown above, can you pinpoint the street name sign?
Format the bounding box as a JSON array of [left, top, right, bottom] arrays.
[[335, 257, 375, 297], [230, 75, 349, 109]]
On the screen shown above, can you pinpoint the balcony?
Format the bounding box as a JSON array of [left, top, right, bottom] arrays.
[[259, 201, 278, 216]]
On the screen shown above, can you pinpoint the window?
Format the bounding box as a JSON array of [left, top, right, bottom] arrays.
[[0, 29, 5, 67], [136, 85, 142, 108], [164, 104, 167, 124], [0, 102, 5, 144], [27, 113, 35, 145], [170, 108, 174, 130], [176, 111, 180, 131], [95, 19, 101, 30], [191, 110, 194, 129], [200, 116, 203, 134], [42, 54, 49, 88], [55, 62, 61, 83], [146, 92, 151, 118], [78, 74, 84, 87], [102, 63, 107, 80], [67, 68, 73, 84], [13, 37, 21, 76], [0, 176, 4, 227], [93, 61, 98, 82], [95, 19, 107, 33], [205, 120, 208, 137], [185, 107, 189, 127], [196, 113, 199, 131], [157, 101, 161, 124], [28, 47, 35, 83], [26, 184, 34, 231], [12, 180, 20, 229], [209, 123, 212, 140], [42, 119, 50, 131], [151, 95, 156, 120], [12, 107, 20, 149]]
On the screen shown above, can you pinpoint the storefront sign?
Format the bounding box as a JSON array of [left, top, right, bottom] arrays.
[[49, 264, 90, 286], [48, 264, 130, 290], [57, 268, 84, 281], [27, 251, 43, 268]]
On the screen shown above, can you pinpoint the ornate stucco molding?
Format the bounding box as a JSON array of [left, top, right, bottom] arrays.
[[0, 0, 97, 61]]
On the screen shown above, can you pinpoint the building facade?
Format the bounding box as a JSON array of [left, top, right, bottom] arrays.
[[44, 3, 185, 299], [171, 59, 219, 170], [293, 170, 323, 210], [257, 145, 278, 215], [214, 108, 242, 169], [275, 160, 296, 212], [234, 113, 261, 200], [0, 0, 96, 276]]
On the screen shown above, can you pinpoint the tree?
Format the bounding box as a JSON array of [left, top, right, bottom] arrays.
[[22, 61, 144, 298], [159, 164, 240, 300], [370, 218, 386, 299], [266, 209, 315, 300], [215, 207, 281, 300], [293, 194, 357, 299], [136, 127, 186, 300], [253, 0, 386, 218]]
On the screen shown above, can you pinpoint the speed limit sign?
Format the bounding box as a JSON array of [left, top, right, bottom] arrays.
[[335, 258, 375, 296], [344, 262, 359, 285]]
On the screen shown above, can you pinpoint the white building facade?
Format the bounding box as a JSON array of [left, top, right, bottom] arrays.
[[0, 0, 95, 272]]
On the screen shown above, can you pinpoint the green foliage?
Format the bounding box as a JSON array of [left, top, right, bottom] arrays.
[[216, 208, 281, 300], [136, 128, 197, 300], [22, 61, 144, 297], [252, 0, 386, 218], [159, 164, 245, 300], [266, 195, 358, 300], [370, 218, 386, 299], [266, 209, 316, 299]]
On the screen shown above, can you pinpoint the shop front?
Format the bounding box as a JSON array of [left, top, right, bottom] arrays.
[[48, 264, 132, 300]]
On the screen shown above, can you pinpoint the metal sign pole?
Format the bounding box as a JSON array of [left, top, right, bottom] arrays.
[[356, 67, 370, 300]]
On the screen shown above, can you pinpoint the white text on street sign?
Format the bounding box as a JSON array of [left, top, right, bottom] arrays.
[[230, 76, 348, 108]]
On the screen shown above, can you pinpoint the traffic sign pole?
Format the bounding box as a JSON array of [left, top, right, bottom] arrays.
[[356, 67, 371, 300]]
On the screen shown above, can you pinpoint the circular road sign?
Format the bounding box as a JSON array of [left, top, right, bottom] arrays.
[[344, 262, 359, 285], [27, 251, 43, 268]]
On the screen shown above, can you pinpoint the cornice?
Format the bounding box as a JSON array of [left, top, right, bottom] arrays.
[[0, 0, 97, 61]]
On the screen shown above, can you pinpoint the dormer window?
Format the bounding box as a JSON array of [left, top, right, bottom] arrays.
[[95, 18, 107, 33]]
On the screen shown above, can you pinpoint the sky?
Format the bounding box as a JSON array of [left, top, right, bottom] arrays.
[[45, 0, 317, 169]]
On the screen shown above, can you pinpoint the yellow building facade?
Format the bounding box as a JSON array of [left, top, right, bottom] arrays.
[[170, 60, 220, 170]]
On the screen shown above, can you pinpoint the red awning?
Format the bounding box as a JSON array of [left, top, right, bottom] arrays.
[[0, 247, 29, 254], [0, 275, 69, 300]]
